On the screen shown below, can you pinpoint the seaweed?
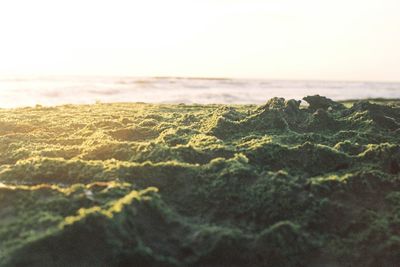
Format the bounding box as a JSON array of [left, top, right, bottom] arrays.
[[0, 97, 399, 266]]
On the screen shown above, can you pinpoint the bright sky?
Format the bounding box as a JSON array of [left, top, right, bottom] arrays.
[[0, 0, 399, 81]]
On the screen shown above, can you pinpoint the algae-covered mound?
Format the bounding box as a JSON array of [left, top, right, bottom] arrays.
[[0, 96, 399, 267]]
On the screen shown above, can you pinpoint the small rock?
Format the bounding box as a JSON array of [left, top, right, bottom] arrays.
[[303, 95, 344, 111]]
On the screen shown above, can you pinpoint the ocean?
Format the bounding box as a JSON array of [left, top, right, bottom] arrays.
[[1, 76, 399, 108]]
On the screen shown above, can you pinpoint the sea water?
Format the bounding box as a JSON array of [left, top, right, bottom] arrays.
[[0, 76, 399, 108]]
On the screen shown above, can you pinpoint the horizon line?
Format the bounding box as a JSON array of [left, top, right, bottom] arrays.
[[0, 74, 400, 84]]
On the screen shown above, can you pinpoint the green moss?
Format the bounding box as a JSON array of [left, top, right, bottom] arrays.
[[0, 96, 399, 266]]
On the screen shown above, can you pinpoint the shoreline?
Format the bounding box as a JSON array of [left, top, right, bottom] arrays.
[[0, 97, 399, 110]]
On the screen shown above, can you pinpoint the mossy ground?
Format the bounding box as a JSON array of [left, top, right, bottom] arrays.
[[0, 96, 399, 266]]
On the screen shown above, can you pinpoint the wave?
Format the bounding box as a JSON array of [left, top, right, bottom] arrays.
[[0, 76, 399, 108]]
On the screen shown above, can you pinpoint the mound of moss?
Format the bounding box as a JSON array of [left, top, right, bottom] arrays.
[[0, 96, 399, 266]]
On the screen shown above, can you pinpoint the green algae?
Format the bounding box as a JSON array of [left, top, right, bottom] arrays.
[[0, 96, 399, 266]]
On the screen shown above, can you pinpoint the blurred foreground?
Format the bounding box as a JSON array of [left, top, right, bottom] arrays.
[[0, 96, 399, 266]]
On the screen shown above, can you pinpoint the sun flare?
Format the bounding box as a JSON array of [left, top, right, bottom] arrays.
[[0, 0, 399, 80]]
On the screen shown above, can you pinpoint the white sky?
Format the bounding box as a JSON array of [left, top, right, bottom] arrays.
[[0, 0, 399, 81]]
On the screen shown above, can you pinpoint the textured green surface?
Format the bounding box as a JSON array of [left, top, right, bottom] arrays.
[[0, 96, 399, 266]]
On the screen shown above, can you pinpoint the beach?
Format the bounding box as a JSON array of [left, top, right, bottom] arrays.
[[0, 95, 399, 266]]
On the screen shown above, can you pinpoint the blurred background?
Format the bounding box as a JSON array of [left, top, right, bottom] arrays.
[[1, 0, 399, 107]]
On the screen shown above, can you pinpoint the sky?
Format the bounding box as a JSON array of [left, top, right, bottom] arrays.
[[0, 0, 399, 81]]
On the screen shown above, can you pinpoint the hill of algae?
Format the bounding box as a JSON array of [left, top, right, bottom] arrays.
[[0, 96, 399, 267]]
